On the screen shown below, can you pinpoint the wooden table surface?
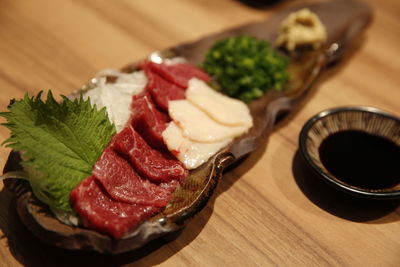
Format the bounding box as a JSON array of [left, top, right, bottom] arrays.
[[0, 0, 399, 266]]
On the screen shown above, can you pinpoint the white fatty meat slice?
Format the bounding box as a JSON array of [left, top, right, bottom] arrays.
[[168, 100, 249, 143], [186, 78, 253, 127], [162, 122, 232, 169], [83, 71, 147, 132]]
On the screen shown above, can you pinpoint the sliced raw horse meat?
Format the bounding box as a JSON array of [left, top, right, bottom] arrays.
[[141, 61, 210, 88], [68, 60, 208, 239], [70, 176, 161, 239], [145, 70, 186, 111], [92, 147, 172, 207], [131, 92, 169, 150], [112, 125, 188, 183]]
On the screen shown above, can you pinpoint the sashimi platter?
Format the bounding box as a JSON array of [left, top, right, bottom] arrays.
[[1, 0, 372, 253]]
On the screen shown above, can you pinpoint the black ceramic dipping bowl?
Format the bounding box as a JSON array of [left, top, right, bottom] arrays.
[[299, 106, 400, 199]]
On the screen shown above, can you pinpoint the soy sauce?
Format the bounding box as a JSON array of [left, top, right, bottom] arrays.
[[319, 130, 400, 189]]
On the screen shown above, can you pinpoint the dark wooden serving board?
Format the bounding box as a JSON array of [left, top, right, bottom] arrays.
[[2, 0, 372, 254]]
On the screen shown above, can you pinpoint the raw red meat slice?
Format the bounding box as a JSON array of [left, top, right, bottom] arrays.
[[142, 61, 210, 88], [92, 147, 171, 207], [112, 125, 188, 183], [70, 176, 161, 239], [146, 71, 186, 111], [131, 92, 169, 150], [163, 63, 211, 87], [69, 61, 207, 239]]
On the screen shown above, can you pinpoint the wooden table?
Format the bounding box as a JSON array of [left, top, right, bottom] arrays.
[[0, 0, 399, 266]]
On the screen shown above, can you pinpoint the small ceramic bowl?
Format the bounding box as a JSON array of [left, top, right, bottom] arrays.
[[299, 106, 400, 199]]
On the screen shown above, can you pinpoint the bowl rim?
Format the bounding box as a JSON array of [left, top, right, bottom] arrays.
[[299, 106, 400, 199]]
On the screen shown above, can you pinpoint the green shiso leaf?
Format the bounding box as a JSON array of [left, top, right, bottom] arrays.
[[1, 91, 116, 211], [203, 35, 289, 103]]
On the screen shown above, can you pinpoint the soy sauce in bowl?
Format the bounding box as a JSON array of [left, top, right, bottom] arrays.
[[299, 106, 400, 199], [319, 130, 400, 190]]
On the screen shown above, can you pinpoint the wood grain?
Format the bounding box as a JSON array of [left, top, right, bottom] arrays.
[[0, 0, 399, 266]]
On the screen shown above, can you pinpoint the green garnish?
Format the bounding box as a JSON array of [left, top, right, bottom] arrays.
[[1, 91, 116, 211], [203, 35, 289, 102]]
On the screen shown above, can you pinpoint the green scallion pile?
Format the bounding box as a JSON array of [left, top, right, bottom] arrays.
[[203, 35, 289, 103]]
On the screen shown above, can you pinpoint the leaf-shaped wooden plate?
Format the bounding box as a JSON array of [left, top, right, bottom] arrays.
[[2, 0, 372, 254]]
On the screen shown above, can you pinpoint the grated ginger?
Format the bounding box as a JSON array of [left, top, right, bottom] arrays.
[[276, 8, 327, 51]]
